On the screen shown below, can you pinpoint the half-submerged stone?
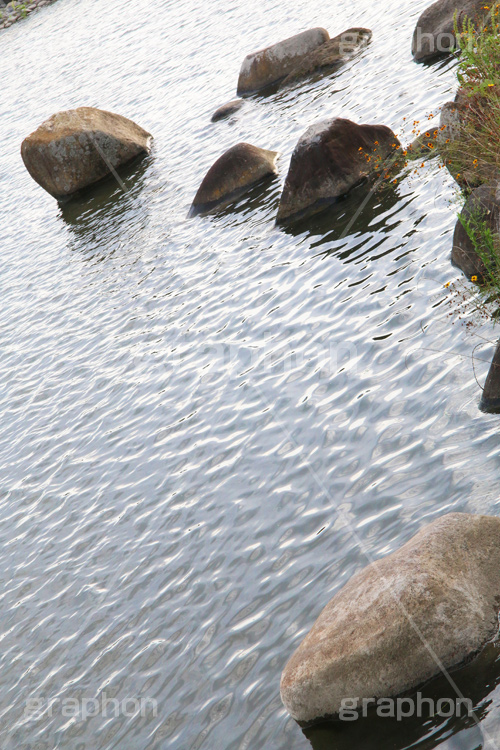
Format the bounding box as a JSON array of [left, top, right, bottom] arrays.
[[21, 107, 152, 200], [412, 0, 488, 63], [279, 28, 372, 88], [480, 342, 500, 413], [276, 117, 400, 225], [189, 142, 278, 217], [236, 27, 330, 96], [452, 184, 500, 281], [281, 512, 500, 726], [211, 99, 245, 122]]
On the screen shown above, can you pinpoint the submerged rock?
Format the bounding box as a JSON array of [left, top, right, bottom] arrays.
[[452, 183, 500, 281], [189, 142, 278, 217], [279, 28, 372, 88], [21, 107, 152, 200], [276, 117, 400, 225], [281, 512, 500, 726], [480, 342, 500, 413], [211, 99, 245, 122], [412, 0, 488, 63], [236, 27, 330, 95]]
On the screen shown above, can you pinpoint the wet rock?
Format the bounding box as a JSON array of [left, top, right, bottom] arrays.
[[21, 107, 152, 200], [480, 342, 500, 413], [412, 0, 488, 63], [236, 27, 330, 96], [211, 99, 244, 122], [279, 28, 372, 88], [452, 183, 500, 281], [281, 512, 500, 726], [189, 142, 278, 217], [276, 117, 400, 225]]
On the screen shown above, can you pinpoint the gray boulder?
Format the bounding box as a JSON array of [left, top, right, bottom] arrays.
[[279, 28, 372, 88], [276, 117, 400, 225], [237, 27, 330, 95], [281, 512, 500, 725], [480, 342, 500, 413], [189, 142, 278, 216], [412, 0, 488, 63], [21, 107, 152, 200], [452, 183, 500, 281]]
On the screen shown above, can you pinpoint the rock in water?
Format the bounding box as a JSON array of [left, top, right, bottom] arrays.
[[279, 28, 372, 88], [21, 107, 152, 200], [481, 342, 500, 413], [276, 117, 400, 225], [412, 0, 488, 63], [189, 142, 278, 217], [211, 99, 245, 122], [452, 184, 500, 281], [236, 28, 330, 95], [281, 512, 500, 726]]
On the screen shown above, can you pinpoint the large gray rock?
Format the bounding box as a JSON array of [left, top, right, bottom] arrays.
[[281, 512, 500, 726], [189, 142, 278, 217], [276, 117, 400, 225], [279, 28, 372, 88], [21, 107, 152, 200], [236, 27, 330, 95], [480, 342, 500, 413], [452, 183, 500, 281], [412, 0, 488, 63]]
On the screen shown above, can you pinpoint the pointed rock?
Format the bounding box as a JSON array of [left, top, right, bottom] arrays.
[[276, 117, 400, 225], [189, 142, 278, 216]]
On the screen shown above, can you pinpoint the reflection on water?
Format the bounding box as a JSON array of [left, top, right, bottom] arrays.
[[304, 646, 500, 750]]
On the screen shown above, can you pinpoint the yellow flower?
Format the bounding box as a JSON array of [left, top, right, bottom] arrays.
[[445, 282, 451, 288], [471, 275, 478, 282]]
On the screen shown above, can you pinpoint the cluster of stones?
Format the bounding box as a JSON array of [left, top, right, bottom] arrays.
[[0, 0, 53, 29], [18, 0, 500, 733]]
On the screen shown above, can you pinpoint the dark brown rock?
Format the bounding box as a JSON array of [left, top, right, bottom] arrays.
[[276, 117, 400, 225], [279, 28, 372, 88], [21, 107, 152, 200], [480, 342, 500, 413], [281, 513, 500, 725], [452, 184, 500, 281], [211, 99, 244, 122], [412, 0, 488, 63], [237, 27, 330, 95], [189, 142, 278, 217]]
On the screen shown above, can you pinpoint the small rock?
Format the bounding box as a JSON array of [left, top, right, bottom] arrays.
[[412, 0, 488, 63], [21, 107, 152, 200], [276, 117, 400, 225], [237, 27, 330, 96], [281, 512, 500, 726], [480, 342, 500, 413], [452, 183, 500, 281], [279, 28, 372, 88], [211, 99, 244, 122], [189, 142, 278, 217]]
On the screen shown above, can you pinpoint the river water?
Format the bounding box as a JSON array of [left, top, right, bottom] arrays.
[[1, 0, 500, 748]]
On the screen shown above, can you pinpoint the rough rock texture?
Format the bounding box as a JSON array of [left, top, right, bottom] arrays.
[[189, 142, 278, 216], [279, 28, 372, 88], [452, 183, 500, 281], [276, 117, 400, 225], [236, 27, 330, 95], [211, 99, 245, 122], [21, 107, 152, 200], [281, 513, 500, 726], [412, 0, 488, 63], [481, 342, 500, 413]]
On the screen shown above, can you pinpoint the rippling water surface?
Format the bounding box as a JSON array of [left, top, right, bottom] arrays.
[[2, 0, 500, 747]]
